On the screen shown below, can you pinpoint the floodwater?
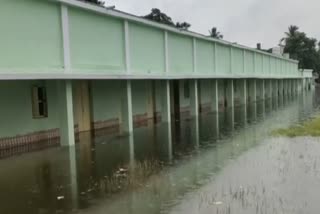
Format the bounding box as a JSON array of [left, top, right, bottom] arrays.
[[1, 91, 320, 214]]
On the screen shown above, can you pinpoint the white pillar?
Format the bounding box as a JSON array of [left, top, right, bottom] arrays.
[[190, 79, 199, 148], [291, 79, 295, 95], [258, 79, 265, 100], [226, 79, 234, 108], [286, 79, 290, 96], [248, 79, 257, 103], [121, 80, 133, 133], [146, 81, 155, 120], [272, 79, 277, 97], [213, 112, 219, 139], [211, 79, 219, 112], [66, 147, 78, 207], [266, 79, 272, 99], [297, 79, 301, 92], [239, 79, 247, 106], [58, 80, 75, 146], [161, 80, 171, 123], [157, 81, 173, 162], [278, 79, 284, 97], [190, 79, 199, 117]]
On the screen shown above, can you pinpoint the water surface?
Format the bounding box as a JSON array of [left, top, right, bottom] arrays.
[[0, 91, 319, 214]]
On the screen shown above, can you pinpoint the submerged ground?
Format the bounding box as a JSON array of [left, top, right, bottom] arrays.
[[0, 91, 319, 214], [273, 115, 320, 137]]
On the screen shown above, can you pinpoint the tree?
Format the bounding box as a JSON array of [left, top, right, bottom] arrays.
[[143, 8, 175, 26], [281, 25, 320, 72], [209, 27, 223, 39], [83, 0, 105, 5], [284, 25, 299, 38], [176, 22, 191, 30]]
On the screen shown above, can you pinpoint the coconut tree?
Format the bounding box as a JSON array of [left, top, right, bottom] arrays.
[[280, 25, 300, 45], [209, 27, 223, 39], [285, 25, 299, 38]]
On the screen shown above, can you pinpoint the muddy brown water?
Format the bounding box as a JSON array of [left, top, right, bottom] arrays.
[[0, 91, 320, 214]]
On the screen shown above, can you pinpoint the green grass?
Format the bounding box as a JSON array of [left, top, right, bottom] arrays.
[[272, 116, 320, 137]]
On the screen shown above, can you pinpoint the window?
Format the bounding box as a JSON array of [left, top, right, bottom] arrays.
[[32, 86, 48, 118], [184, 80, 190, 99]]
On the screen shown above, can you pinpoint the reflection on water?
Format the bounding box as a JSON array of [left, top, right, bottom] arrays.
[[0, 90, 320, 214]]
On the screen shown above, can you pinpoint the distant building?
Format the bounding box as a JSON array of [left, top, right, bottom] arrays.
[[271, 45, 285, 56]]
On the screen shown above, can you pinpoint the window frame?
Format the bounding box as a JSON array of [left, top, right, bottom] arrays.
[[31, 85, 48, 119]]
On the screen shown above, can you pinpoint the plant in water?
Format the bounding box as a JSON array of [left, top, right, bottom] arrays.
[[98, 159, 164, 195], [272, 116, 320, 137]]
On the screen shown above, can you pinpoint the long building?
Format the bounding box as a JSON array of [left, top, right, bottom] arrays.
[[0, 0, 313, 148]]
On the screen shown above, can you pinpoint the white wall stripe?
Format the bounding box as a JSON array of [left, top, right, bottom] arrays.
[[61, 4, 71, 72], [124, 20, 131, 74]]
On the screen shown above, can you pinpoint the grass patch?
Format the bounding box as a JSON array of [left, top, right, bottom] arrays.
[[272, 116, 320, 137]]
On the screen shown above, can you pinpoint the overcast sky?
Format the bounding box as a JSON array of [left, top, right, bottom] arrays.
[[105, 0, 320, 49]]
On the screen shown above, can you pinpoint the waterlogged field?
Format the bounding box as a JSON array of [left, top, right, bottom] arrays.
[[0, 91, 320, 214]]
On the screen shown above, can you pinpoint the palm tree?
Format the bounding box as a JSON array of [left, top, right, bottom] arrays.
[[286, 25, 299, 37], [209, 27, 223, 39], [280, 25, 299, 45]]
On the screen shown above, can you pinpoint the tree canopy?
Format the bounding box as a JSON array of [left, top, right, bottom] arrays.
[[143, 9, 191, 30], [143, 9, 175, 26], [209, 27, 223, 39], [281, 25, 320, 72], [176, 22, 191, 30], [82, 0, 105, 5]]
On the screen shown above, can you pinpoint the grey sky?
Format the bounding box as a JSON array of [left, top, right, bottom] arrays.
[[105, 0, 320, 49]]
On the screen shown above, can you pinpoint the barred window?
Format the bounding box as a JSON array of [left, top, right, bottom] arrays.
[[32, 86, 48, 118]]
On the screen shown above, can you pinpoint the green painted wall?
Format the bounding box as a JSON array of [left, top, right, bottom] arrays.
[[90, 80, 150, 123], [90, 80, 122, 122], [270, 57, 276, 75], [196, 40, 214, 74], [216, 44, 231, 74], [199, 80, 211, 104], [0, 0, 63, 72], [69, 8, 126, 73], [0, 80, 59, 138], [233, 48, 244, 73], [131, 81, 148, 116], [0, 0, 300, 78], [245, 51, 255, 75], [263, 56, 270, 74], [256, 53, 263, 74], [130, 23, 165, 74], [168, 33, 193, 74]]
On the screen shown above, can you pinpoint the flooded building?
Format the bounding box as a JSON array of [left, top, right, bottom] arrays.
[[0, 0, 313, 149]]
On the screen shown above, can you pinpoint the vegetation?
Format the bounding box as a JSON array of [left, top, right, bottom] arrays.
[[143, 9, 192, 30], [176, 22, 191, 30], [143, 8, 175, 26], [281, 25, 320, 73], [209, 27, 224, 39], [82, 0, 105, 5], [272, 117, 320, 137], [82, 159, 164, 196]]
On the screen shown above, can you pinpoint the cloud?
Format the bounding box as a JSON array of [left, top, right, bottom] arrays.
[[105, 0, 320, 49]]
